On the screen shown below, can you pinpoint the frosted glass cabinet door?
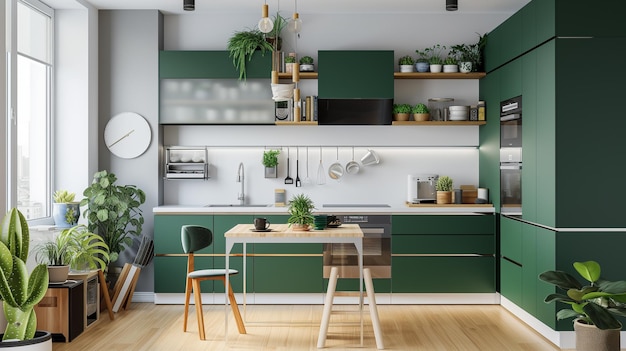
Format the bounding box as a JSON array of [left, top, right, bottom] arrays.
[[160, 78, 275, 124]]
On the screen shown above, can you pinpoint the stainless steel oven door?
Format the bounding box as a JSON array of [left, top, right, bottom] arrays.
[[500, 162, 522, 215], [323, 227, 391, 279]]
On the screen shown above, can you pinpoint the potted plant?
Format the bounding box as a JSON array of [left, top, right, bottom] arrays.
[[287, 194, 315, 231], [80, 170, 145, 270], [285, 55, 296, 73], [266, 12, 287, 51], [227, 28, 274, 80], [299, 56, 315, 72], [392, 103, 411, 122], [414, 49, 430, 72], [398, 55, 415, 73], [52, 190, 80, 228], [443, 56, 459, 73], [0, 208, 51, 348], [425, 44, 446, 73], [262, 149, 281, 178], [411, 103, 430, 122], [436, 175, 453, 204], [539, 260, 626, 351], [34, 225, 110, 283]]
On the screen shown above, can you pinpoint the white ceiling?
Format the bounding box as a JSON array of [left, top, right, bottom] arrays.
[[45, 0, 531, 16]]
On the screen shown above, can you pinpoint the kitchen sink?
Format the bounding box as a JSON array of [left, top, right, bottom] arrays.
[[205, 204, 272, 207]]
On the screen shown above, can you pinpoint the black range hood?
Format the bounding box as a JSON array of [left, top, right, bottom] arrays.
[[317, 98, 393, 125]]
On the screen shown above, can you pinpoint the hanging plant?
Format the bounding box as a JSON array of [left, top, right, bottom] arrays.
[[227, 28, 274, 80]]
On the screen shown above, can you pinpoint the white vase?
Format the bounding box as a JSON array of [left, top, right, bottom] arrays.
[[399, 65, 414, 73], [443, 64, 458, 73], [429, 64, 442, 73], [460, 62, 473, 73]]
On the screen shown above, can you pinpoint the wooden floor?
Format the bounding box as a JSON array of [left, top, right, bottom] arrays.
[[52, 303, 565, 351]]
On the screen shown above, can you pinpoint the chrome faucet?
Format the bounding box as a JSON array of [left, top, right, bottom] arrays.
[[237, 162, 245, 205]]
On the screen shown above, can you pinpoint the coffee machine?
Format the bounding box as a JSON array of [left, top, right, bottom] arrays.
[[407, 174, 438, 204]]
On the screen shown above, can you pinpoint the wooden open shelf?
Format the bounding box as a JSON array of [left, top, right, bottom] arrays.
[[277, 72, 486, 80], [275, 121, 318, 125], [392, 120, 486, 126]]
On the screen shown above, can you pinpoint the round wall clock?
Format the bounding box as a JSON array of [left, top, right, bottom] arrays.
[[104, 112, 152, 159]]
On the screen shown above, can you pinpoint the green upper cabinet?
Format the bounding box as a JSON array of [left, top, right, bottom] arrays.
[[318, 50, 394, 99], [159, 50, 271, 79]]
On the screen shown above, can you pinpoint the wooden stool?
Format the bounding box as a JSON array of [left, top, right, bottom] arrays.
[[317, 267, 384, 349]]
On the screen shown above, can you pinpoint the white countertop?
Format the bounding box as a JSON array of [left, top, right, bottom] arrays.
[[153, 204, 495, 215]]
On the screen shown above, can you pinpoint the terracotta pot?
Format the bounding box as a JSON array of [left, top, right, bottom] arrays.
[[291, 224, 311, 231], [393, 113, 410, 121], [436, 191, 452, 204], [574, 319, 620, 351], [413, 113, 430, 122]]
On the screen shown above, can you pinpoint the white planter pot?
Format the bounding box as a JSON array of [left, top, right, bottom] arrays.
[[299, 64, 314, 72], [429, 64, 442, 73], [399, 65, 414, 73], [459, 61, 473, 73], [0, 331, 52, 350], [443, 64, 458, 73]]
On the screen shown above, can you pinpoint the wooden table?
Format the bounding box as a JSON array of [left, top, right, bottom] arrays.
[[224, 223, 364, 343]]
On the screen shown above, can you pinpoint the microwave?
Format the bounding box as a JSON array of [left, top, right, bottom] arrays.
[[500, 96, 522, 148]]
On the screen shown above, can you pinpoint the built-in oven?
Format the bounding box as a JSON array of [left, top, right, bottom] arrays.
[[322, 214, 391, 279], [500, 95, 522, 215]]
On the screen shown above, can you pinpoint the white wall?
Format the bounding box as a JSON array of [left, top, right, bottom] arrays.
[[159, 12, 508, 207]]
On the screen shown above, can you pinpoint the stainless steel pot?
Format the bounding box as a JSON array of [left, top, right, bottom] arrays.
[[345, 147, 360, 174], [328, 147, 344, 180]]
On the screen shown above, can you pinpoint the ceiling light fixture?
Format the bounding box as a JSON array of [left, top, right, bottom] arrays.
[[258, 1, 274, 33], [287, 0, 302, 33], [446, 0, 458, 11], [183, 0, 194, 11]]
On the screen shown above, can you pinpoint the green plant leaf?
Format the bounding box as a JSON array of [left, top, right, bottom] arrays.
[[574, 261, 601, 284], [539, 270, 583, 290], [583, 302, 623, 330]]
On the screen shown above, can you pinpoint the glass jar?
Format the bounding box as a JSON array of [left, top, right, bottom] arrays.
[[428, 98, 454, 121]]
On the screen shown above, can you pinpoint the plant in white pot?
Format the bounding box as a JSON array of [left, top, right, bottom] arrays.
[[425, 44, 445, 73], [398, 55, 415, 73], [436, 175, 453, 204], [299, 56, 315, 72], [287, 194, 315, 231], [443, 56, 459, 73], [262, 149, 281, 178], [539, 260, 626, 351], [52, 190, 80, 228], [0, 208, 51, 348]]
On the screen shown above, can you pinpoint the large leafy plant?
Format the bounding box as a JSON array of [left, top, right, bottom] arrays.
[[0, 208, 49, 341], [80, 170, 145, 264], [227, 28, 274, 80], [539, 260, 626, 330], [34, 224, 110, 271], [287, 194, 315, 227]]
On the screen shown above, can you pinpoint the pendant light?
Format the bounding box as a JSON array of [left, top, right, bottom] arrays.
[[258, 1, 274, 33], [183, 0, 194, 11], [287, 0, 302, 33], [446, 0, 458, 11]]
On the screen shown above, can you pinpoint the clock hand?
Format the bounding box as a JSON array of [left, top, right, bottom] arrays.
[[107, 129, 135, 148]]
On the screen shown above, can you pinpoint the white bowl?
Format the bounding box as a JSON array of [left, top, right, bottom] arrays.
[[449, 105, 469, 111]]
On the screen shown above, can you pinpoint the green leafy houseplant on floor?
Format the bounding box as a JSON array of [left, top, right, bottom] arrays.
[[539, 260, 626, 330], [287, 194, 315, 230], [227, 28, 274, 80], [80, 170, 145, 265], [0, 208, 49, 341], [34, 225, 110, 272]]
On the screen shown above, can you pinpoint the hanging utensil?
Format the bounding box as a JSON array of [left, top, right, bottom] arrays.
[[304, 146, 312, 184], [328, 147, 344, 180], [317, 146, 326, 185], [295, 147, 301, 187], [284, 147, 294, 184], [346, 146, 360, 174]]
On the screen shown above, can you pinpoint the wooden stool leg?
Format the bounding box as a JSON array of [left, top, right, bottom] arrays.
[[364, 268, 384, 350], [224, 277, 247, 334], [183, 276, 192, 332], [192, 279, 206, 340], [317, 266, 339, 349]]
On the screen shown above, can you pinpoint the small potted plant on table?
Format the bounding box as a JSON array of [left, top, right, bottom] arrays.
[[412, 103, 430, 121], [436, 175, 454, 204], [262, 149, 281, 178], [287, 194, 315, 231], [299, 56, 315, 72], [393, 103, 412, 122], [398, 55, 415, 72]]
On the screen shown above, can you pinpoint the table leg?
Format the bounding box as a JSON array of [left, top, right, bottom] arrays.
[[225, 240, 234, 341], [243, 242, 247, 320], [357, 239, 364, 346]]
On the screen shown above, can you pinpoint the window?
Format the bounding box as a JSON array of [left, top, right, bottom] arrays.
[[13, 0, 53, 220]]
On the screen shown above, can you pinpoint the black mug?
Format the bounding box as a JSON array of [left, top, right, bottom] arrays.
[[254, 217, 270, 230]]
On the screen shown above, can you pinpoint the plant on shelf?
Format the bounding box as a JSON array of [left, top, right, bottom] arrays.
[[285, 55, 296, 73], [411, 103, 430, 121], [262, 149, 281, 178], [425, 44, 446, 65], [392, 103, 412, 121], [299, 56, 315, 72], [435, 175, 454, 204], [414, 49, 430, 72], [444, 56, 458, 65], [450, 33, 487, 72], [80, 170, 145, 267], [0, 208, 49, 342], [227, 28, 274, 80], [539, 260, 626, 350], [52, 189, 80, 228], [398, 55, 415, 72], [287, 194, 315, 231], [266, 12, 288, 50]]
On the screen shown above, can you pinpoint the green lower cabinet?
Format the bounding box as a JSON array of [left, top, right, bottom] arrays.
[[154, 256, 214, 293], [213, 255, 253, 293], [500, 258, 522, 306], [392, 256, 495, 293], [154, 214, 214, 255], [255, 256, 323, 293], [213, 214, 254, 255]]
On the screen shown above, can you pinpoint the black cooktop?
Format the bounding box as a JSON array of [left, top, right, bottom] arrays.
[[322, 204, 391, 208]]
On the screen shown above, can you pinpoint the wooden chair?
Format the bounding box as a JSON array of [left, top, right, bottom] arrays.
[[181, 225, 246, 339]]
